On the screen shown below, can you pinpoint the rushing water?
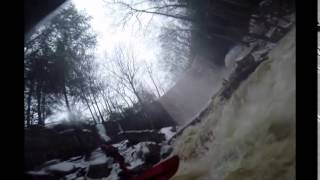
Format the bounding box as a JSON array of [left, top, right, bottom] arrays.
[[171, 27, 295, 180]]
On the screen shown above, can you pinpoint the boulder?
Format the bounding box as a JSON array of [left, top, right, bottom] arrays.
[[144, 143, 161, 166], [87, 163, 112, 179]]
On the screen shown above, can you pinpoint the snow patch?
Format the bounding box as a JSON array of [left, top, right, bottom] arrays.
[[82, 129, 91, 132], [26, 170, 49, 176], [159, 127, 176, 141], [103, 163, 121, 180], [225, 45, 254, 69], [45, 162, 75, 173], [118, 141, 155, 169], [88, 148, 111, 165], [119, 129, 154, 134]]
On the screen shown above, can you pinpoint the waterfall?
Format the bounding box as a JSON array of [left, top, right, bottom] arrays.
[[96, 123, 111, 143], [171, 27, 295, 180]]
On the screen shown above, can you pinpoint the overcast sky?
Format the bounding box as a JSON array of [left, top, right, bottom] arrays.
[[45, 0, 174, 124], [72, 0, 175, 94], [72, 0, 164, 67]]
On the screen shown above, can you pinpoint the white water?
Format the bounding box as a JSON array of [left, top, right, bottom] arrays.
[[171, 27, 295, 180], [96, 124, 111, 142]]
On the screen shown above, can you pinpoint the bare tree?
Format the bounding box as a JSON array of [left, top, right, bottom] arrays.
[[80, 90, 98, 124], [103, 45, 158, 128], [106, 45, 144, 106], [145, 62, 164, 98], [107, 0, 191, 27]]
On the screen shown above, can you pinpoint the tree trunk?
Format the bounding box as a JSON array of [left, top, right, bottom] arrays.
[[129, 82, 154, 129], [110, 85, 132, 107], [41, 93, 46, 124], [88, 95, 101, 123], [104, 95, 114, 114], [99, 89, 112, 114], [31, 110, 35, 125], [26, 78, 34, 127], [83, 95, 97, 124], [119, 2, 194, 22], [105, 98, 113, 113], [91, 93, 105, 123], [63, 83, 70, 111], [79, 86, 98, 124], [36, 81, 43, 126], [120, 92, 133, 107], [130, 82, 143, 106], [109, 98, 119, 112], [148, 71, 162, 98]]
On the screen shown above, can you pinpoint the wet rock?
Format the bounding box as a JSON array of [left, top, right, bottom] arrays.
[[161, 145, 173, 159], [87, 163, 112, 179], [145, 143, 161, 166]]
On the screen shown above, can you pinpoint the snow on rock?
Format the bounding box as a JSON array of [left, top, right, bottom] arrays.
[[28, 139, 164, 179], [25, 170, 55, 180], [113, 140, 146, 168], [159, 127, 176, 141], [88, 148, 111, 166], [45, 161, 76, 173], [86, 147, 119, 179], [64, 171, 79, 180], [42, 159, 61, 167], [26, 170, 49, 176], [172, 27, 295, 180], [26, 126, 171, 179], [119, 129, 154, 134], [251, 41, 276, 61], [225, 43, 259, 75], [102, 163, 122, 180], [68, 156, 83, 161], [225, 45, 248, 68], [82, 129, 92, 133], [27, 157, 87, 179], [67, 157, 88, 170], [115, 140, 156, 169], [113, 140, 129, 152]]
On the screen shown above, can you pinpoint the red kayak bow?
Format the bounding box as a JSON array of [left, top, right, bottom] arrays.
[[132, 155, 180, 180]]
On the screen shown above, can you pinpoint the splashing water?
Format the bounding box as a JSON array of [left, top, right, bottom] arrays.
[[96, 123, 111, 142], [171, 27, 295, 180]]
